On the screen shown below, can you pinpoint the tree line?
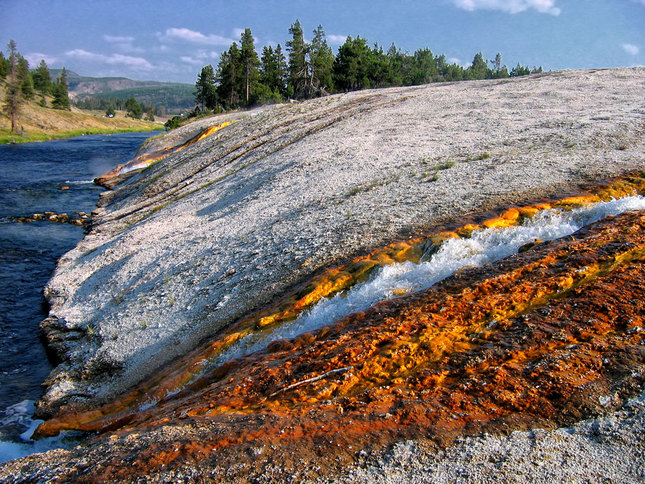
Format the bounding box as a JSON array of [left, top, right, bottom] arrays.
[[74, 96, 156, 121], [1, 40, 156, 133], [193, 21, 542, 113], [1, 40, 70, 133]]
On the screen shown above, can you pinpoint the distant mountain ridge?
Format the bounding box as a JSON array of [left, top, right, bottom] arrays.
[[50, 69, 195, 114]]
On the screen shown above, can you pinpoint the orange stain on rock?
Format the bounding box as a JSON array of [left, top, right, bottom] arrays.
[[35, 173, 645, 480], [94, 121, 234, 188]]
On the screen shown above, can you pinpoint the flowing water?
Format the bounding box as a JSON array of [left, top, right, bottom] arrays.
[[213, 196, 645, 367], [1, 133, 642, 462], [0, 132, 156, 462]]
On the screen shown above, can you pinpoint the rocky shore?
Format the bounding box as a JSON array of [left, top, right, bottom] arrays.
[[1, 67, 644, 481]]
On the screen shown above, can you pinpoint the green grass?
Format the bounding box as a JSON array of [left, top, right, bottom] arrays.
[[465, 152, 491, 162], [431, 161, 455, 171], [0, 125, 163, 144]]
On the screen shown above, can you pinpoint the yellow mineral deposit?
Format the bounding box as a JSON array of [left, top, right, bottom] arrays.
[[94, 121, 234, 186], [35, 172, 645, 439]]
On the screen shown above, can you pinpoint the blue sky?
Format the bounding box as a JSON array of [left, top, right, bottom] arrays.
[[1, 0, 643, 83]]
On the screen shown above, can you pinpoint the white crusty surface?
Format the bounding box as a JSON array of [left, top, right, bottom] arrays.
[[38, 68, 645, 413]]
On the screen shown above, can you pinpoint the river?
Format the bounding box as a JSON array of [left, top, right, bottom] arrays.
[[0, 131, 155, 462]]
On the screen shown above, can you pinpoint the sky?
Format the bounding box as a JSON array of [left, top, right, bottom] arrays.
[[0, 0, 643, 84]]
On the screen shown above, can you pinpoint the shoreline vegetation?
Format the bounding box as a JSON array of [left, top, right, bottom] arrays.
[[0, 94, 163, 143], [0, 40, 163, 144], [0, 124, 163, 144]]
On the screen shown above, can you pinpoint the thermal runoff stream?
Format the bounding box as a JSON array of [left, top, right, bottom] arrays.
[[212, 196, 645, 369]]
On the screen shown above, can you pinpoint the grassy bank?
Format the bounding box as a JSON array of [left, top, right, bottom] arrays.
[[0, 84, 163, 144], [0, 125, 162, 144]]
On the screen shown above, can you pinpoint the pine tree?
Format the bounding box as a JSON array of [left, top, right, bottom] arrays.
[[21, 72, 34, 99], [125, 97, 143, 119], [51, 68, 71, 110], [333, 36, 373, 91], [239, 28, 260, 106], [386, 44, 404, 86], [3, 40, 22, 133], [409, 48, 438, 85], [216, 43, 241, 109], [0, 52, 8, 79], [510, 63, 531, 77], [465, 52, 489, 80], [309, 25, 335, 95], [195, 64, 216, 110], [274, 44, 289, 98], [260, 46, 280, 96], [286, 20, 309, 99], [489, 53, 509, 79], [17, 56, 29, 81], [32, 59, 52, 95]]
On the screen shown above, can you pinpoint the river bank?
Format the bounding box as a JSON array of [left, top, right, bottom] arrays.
[[0, 132, 159, 464], [0, 83, 162, 144], [1, 68, 644, 481]]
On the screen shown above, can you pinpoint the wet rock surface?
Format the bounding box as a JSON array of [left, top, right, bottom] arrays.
[[36, 68, 645, 416], [1, 68, 644, 481], [4, 209, 645, 482], [11, 211, 89, 226]]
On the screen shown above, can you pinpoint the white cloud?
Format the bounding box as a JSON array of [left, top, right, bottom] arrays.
[[180, 56, 204, 65], [180, 51, 219, 65], [103, 35, 135, 44], [65, 49, 154, 70], [622, 43, 640, 55], [159, 27, 234, 46], [103, 34, 144, 54], [452, 0, 561, 15], [328, 34, 348, 44], [24, 52, 58, 66]]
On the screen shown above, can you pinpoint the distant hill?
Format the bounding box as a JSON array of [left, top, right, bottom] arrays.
[[50, 70, 195, 114]]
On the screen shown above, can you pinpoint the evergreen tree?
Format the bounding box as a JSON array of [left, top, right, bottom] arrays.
[[465, 52, 489, 80], [3, 40, 22, 133], [32, 59, 52, 95], [386, 44, 405, 86], [216, 43, 241, 109], [409, 48, 438, 85], [260, 46, 277, 90], [333, 36, 373, 91], [194, 64, 217, 110], [274, 44, 289, 97], [239, 28, 261, 106], [51, 68, 71, 110], [21, 72, 35, 99], [489, 53, 509, 79], [510, 63, 531, 77], [14, 55, 34, 100], [16, 56, 29, 81], [0, 52, 8, 79], [367, 44, 390, 88], [260, 45, 287, 101], [125, 97, 143, 119], [309, 25, 335, 95], [286, 20, 309, 98], [105, 105, 116, 117]]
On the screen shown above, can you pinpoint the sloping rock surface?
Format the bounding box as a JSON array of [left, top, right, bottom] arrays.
[[0, 67, 644, 482], [38, 68, 645, 414]]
